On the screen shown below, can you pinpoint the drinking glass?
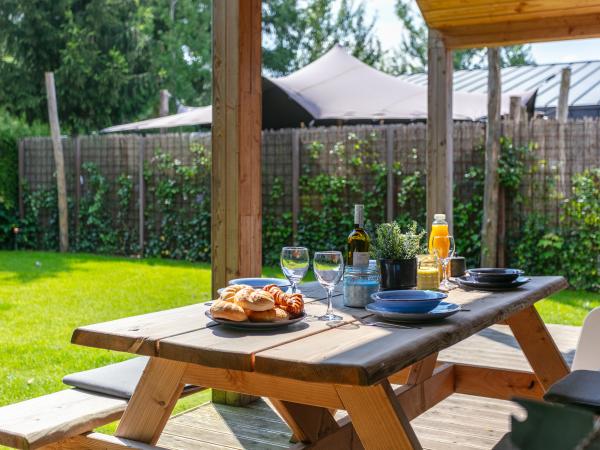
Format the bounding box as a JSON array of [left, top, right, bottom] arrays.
[[433, 236, 456, 290], [280, 247, 309, 293], [313, 251, 344, 321]]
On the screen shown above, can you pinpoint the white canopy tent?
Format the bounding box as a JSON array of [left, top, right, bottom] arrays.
[[102, 46, 533, 132]]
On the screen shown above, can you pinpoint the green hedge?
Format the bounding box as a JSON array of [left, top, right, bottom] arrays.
[[0, 110, 48, 247]]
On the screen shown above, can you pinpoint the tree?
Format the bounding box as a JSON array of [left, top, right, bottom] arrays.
[[390, 0, 534, 74], [0, 0, 212, 133], [263, 0, 385, 76]]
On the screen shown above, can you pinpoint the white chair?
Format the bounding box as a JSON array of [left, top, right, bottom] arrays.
[[571, 307, 600, 371]]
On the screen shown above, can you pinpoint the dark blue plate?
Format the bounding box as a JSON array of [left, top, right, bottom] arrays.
[[456, 275, 530, 291], [366, 301, 461, 323], [370, 290, 447, 313]]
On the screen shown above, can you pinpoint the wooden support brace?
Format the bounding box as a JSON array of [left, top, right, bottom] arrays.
[[506, 306, 570, 390]]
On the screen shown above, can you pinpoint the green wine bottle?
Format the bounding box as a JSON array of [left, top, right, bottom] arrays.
[[347, 204, 370, 267]]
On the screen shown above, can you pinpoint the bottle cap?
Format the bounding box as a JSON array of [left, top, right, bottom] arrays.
[[434, 213, 446, 221]]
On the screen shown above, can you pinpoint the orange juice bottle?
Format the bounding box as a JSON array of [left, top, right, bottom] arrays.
[[429, 214, 449, 278]]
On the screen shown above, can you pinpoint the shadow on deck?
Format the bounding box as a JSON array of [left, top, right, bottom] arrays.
[[158, 323, 580, 450]]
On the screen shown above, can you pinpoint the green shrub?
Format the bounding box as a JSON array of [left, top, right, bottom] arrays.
[[0, 110, 48, 247]]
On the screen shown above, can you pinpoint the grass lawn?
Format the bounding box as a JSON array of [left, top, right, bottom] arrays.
[[0, 250, 598, 416]]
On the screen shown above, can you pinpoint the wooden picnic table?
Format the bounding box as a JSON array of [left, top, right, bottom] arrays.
[[72, 276, 569, 450]]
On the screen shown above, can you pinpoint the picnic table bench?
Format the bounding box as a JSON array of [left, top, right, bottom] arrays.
[[1, 277, 570, 449]]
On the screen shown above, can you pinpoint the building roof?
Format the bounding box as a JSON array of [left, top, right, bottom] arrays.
[[400, 61, 600, 110], [103, 46, 533, 132]]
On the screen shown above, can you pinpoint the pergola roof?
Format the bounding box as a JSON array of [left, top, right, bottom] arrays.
[[416, 0, 600, 48]]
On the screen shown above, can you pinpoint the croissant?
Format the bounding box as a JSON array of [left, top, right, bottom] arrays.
[[284, 293, 304, 318], [263, 284, 287, 307]]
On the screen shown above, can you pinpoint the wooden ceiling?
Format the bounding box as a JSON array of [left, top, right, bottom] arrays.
[[415, 0, 600, 48]]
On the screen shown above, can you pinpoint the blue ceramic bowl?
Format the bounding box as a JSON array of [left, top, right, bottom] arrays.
[[227, 277, 289, 289], [370, 290, 448, 313]]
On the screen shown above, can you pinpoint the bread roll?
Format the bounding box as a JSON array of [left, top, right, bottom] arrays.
[[210, 300, 247, 322], [235, 289, 275, 312], [247, 308, 276, 322], [273, 307, 290, 321]]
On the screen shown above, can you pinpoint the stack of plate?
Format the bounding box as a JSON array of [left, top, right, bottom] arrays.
[[365, 290, 460, 323], [456, 268, 530, 291]]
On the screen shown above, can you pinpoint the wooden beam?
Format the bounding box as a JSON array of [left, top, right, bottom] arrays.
[[47, 432, 168, 450], [158, 90, 170, 134], [438, 13, 600, 49], [557, 68, 571, 198], [336, 381, 422, 450], [426, 29, 453, 234], [417, 1, 600, 29], [453, 363, 544, 400], [44, 72, 69, 252], [506, 306, 570, 390], [211, 0, 262, 298], [116, 358, 187, 444], [480, 48, 501, 267]]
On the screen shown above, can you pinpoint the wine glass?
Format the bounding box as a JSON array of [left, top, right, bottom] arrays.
[[280, 247, 309, 293], [313, 251, 344, 321], [433, 236, 456, 291]]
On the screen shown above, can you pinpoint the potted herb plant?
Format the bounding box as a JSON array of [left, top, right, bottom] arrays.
[[371, 221, 425, 290]]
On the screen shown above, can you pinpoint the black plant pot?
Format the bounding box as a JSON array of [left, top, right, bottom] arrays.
[[379, 258, 417, 290]]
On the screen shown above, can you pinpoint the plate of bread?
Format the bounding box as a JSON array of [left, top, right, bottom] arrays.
[[207, 284, 306, 329]]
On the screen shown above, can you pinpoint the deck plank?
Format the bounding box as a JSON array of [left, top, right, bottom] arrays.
[[159, 322, 579, 450]]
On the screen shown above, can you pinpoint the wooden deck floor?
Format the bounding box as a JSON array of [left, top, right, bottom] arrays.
[[157, 323, 580, 450]]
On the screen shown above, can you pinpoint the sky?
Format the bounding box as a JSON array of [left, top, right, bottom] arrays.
[[360, 0, 600, 64]]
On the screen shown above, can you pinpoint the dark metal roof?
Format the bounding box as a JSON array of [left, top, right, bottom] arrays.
[[399, 61, 600, 109]]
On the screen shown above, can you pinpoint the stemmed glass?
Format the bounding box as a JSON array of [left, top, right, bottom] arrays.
[[433, 236, 456, 291], [280, 247, 309, 294], [313, 251, 344, 321]]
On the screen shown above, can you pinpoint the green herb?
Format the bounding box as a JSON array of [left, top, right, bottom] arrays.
[[371, 221, 425, 260]]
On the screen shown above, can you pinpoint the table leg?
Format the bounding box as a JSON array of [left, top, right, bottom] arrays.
[[116, 357, 187, 444], [269, 399, 339, 443], [336, 380, 422, 450], [507, 306, 570, 390]]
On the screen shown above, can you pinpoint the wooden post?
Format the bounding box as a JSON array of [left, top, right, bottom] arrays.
[[211, 0, 262, 406], [480, 48, 501, 267], [74, 137, 82, 239], [557, 67, 571, 198], [291, 129, 300, 243], [45, 72, 69, 252], [426, 29, 453, 234], [509, 96, 521, 124], [18, 140, 25, 220], [386, 126, 395, 222], [159, 90, 170, 134], [138, 137, 145, 255]]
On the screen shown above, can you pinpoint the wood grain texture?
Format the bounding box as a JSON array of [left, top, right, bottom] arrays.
[[436, 12, 600, 48], [453, 363, 544, 400], [46, 433, 168, 450], [182, 365, 343, 409], [0, 389, 126, 450], [116, 358, 187, 444], [417, 0, 600, 28], [481, 47, 501, 267], [211, 0, 262, 299], [159, 297, 370, 371], [337, 381, 422, 450], [506, 306, 570, 390], [44, 72, 69, 252], [407, 352, 438, 384], [72, 302, 214, 355], [254, 277, 567, 385], [426, 29, 453, 233], [269, 400, 339, 444]]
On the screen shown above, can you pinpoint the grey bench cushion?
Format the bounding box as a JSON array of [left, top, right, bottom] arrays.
[[543, 370, 600, 414], [63, 357, 199, 400], [63, 357, 151, 400]]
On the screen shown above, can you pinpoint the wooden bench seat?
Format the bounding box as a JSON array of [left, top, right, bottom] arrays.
[[0, 388, 127, 449]]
